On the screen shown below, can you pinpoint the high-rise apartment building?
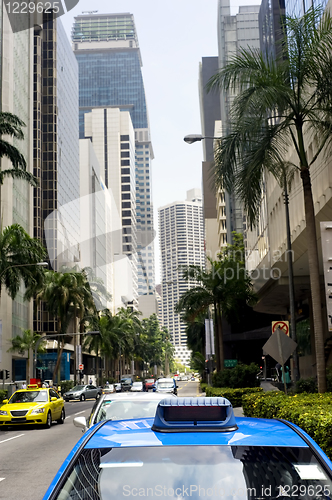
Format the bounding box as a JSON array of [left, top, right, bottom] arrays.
[[217, 0, 260, 241], [72, 13, 155, 299], [159, 189, 205, 366]]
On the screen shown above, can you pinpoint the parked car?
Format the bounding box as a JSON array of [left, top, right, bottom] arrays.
[[154, 377, 178, 395], [0, 385, 65, 428], [144, 378, 155, 391], [44, 397, 332, 500], [73, 392, 177, 432], [130, 381, 143, 392], [62, 384, 102, 402]]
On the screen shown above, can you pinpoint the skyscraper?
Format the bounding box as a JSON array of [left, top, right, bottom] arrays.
[[72, 13, 155, 299], [159, 189, 205, 366]]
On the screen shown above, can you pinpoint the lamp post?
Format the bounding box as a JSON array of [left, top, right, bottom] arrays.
[[183, 134, 219, 144], [185, 132, 299, 381], [0, 261, 48, 281], [33, 331, 100, 380]]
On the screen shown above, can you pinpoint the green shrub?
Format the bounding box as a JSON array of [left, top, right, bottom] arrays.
[[200, 382, 208, 394], [205, 386, 263, 407], [0, 390, 8, 402], [212, 363, 260, 389], [241, 391, 332, 458], [295, 377, 317, 393]]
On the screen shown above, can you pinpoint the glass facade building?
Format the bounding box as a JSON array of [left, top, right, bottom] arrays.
[[73, 13, 155, 298], [285, 0, 327, 17]]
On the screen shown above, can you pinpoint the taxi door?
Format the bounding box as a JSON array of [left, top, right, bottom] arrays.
[[49, 388, 62, 419]]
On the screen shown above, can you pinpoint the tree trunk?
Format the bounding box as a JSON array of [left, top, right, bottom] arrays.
[[301, 167, 326, 392], [213, 300, 221, 371], [217, 301, 224, 371]]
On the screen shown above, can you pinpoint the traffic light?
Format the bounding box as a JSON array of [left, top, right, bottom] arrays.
[[5, 370, 10, 380]]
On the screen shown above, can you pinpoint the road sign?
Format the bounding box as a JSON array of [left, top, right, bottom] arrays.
[[263, 327, 297, 365], [79, 364, 84, 370], [224, 359, 238, 368], [272, 320, 289, 335]]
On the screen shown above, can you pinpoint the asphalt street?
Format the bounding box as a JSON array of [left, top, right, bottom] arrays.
[[0, 380, 199, 500]]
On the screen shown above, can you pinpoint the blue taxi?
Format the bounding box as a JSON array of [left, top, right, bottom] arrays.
[[43, 397, 332, 500]]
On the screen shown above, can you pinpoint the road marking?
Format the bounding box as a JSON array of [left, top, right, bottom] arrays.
[[74, 410, 87, 416], [0, 478, 5, 482], [0, 434, 25, 444]]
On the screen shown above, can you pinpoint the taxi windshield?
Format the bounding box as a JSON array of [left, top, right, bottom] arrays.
[[9, 390, 49, 403], [53, 445, 332, 500]]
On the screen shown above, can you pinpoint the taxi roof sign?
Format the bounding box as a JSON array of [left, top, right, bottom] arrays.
[[152, 397, 237, 433]]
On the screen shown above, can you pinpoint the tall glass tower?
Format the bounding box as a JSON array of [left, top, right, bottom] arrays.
[[72, 13, 155, 299]]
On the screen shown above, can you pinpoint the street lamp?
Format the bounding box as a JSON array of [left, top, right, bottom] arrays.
[[183, 134, 219, 144], [0, 261, 48, 280], [33, 331, 100, 380], [185, 131, 299, 381]]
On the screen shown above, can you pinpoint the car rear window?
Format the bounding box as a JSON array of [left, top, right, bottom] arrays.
[[50, 445, 332, 500]]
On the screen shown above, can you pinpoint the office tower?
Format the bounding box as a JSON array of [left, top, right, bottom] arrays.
[[259, 0, 286, 61], [198, 57, 224, 260], [285, 0, 327, 17], [159, 189, 205, 366], [72, 13, 155, 299], [84, 107, 138, 307], [217, 0, 260, 241], [32, 15, 80, 383], [0, 6, 34, 380]]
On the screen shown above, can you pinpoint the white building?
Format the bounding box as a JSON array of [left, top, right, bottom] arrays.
[[83, 107, 138, 308], [158, 189, 205, 366]]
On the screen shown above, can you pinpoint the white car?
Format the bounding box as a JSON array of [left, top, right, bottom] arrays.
[[130, 381, 143, 392], [73, 392, 177, 432]]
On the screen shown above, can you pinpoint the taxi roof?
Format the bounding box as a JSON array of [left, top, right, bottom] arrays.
[[84, 416, 309, 450]]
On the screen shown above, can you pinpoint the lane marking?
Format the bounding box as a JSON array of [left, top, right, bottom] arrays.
[[0, 478, 5, 482], [74, 410, 87, 416], [0, 433, 25, 444]]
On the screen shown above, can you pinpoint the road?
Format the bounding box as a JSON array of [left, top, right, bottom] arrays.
[[0, 380, 200, 500]]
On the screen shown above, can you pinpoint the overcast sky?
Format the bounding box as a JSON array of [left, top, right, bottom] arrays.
[[61, 0, 261, 283]]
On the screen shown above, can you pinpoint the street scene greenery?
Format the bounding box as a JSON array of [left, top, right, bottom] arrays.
[[208, 6, 332, 392], [242, 391, 332, 458]]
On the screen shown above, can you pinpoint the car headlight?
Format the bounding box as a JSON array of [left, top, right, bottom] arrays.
[[31, 408, 45, 415], [0, 410, 8, 416]]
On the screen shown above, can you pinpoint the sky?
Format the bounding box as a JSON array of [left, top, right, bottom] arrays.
[[60, 0, 261, 283]]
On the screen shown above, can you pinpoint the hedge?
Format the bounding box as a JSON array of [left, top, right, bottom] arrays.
[[205, 386, 263, 407], [242, 391, 332, 458], [0, 390, 8, 403]]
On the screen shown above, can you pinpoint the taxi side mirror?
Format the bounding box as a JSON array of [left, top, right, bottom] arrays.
[[51, 397, 57, 402], [2, 399, 8, 404], [73, 416, 87, 432]]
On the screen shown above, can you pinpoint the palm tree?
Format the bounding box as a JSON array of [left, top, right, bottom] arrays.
[[7, 329, 46, 383], [34, 270, 89, 383], [176, 234, 256, 371], [0, 224, 46, 300], [208, 7, 332, 392], [0, 112, 37, 187]]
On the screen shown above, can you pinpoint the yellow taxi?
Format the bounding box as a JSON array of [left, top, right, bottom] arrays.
[[0, 384, 65, 428]]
